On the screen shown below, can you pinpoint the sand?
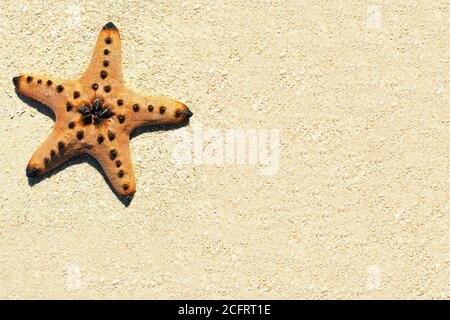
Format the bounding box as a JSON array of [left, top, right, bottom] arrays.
[[0, 0, 448, 299]]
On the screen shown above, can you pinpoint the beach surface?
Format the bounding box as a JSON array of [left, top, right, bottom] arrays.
[[0, 0, 448, 299]]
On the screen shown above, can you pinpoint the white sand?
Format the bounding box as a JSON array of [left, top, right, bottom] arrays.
[[0, 1, 448, 299]]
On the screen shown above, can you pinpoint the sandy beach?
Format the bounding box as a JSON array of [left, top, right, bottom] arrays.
[[0, 0, 448, 299]]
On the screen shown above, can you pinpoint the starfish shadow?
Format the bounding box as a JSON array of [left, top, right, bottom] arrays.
[[16, 89, 190, 207], [16, 88, 56, 121], [129, 118, 191, 138], [26, 153, 134, 206]]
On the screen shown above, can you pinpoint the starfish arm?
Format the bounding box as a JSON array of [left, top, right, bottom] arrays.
[[86, 133, 136, 196], [80, 22, 123, 86], [13, 75, 76, 116], [118, 89, 193, 133], [26, 127, 81, 178]]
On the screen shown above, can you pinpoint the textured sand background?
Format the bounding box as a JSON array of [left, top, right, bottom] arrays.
[[0, 0, 448, 299]]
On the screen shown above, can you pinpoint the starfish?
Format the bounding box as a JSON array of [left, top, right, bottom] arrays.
[[13, 22, 193, 199]]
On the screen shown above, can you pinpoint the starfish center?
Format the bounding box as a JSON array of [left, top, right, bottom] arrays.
[[79, 99, 113, 125]]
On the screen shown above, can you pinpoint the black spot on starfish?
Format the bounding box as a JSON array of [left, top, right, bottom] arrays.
[[102, 22, 117, 30], [110, 149, 117, 160], [108, 130, 116, 141]]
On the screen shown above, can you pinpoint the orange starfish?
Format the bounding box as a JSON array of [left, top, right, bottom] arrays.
[[13, 22, 192, 200]]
